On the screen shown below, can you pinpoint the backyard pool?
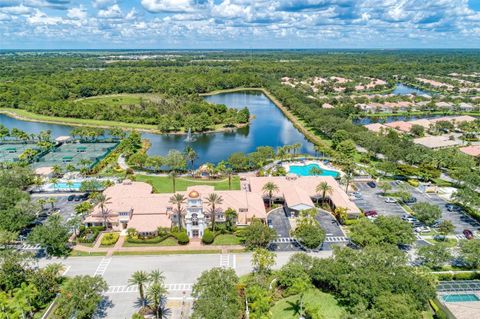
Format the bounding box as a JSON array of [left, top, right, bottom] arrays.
[[52, 182, 82, 191], [442, 294, 480, 302], [289, 163, 339, 177]]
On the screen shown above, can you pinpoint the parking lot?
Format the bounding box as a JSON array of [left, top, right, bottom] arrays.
[[267, 207, 347, 251], [32, 193, 86, 223], [353, 182, 405, 217], [353, 181, 480, 236]]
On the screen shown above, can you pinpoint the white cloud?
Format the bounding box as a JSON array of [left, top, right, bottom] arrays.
[[67, 6, 86, 20], [27, 9, 64, 25], [98, 4, 122, 18], [0, 4, 31, 15], [140, 0, 211, 13]]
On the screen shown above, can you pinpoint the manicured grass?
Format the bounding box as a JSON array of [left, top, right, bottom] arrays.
[[427, 238, 458, 248], [212, 234, 242, 245], [270, 289, 345, 319], [0, 107, 157, 131], [76, 94, 145, 107], [135, 175, 241, 193], [123, 237, 179, 247]]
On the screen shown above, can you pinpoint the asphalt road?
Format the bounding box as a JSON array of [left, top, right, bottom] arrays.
[[40, 251, 333, 318]]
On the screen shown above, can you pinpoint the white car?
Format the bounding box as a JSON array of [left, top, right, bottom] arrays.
[[415, 226, 431, 233], [384, 197, 397, 203]]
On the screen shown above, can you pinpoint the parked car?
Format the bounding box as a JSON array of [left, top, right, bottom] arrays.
[[446, 204, 462, 212], [366, 181, 377, 188], [463, 229, 474, 240], [67, 194, 75, 201], [352, 191, 361, 196], [364, 210, 378, 217], [384, 197, 397, 203], [403, 197, 417, 204], [74, 195, 82, 201], [415, 226, 431, 233], [267, 219, 273, 228]]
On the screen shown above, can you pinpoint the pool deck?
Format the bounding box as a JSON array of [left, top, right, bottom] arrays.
[[438, 292, 480, 319], [282, 160, 341, 177]]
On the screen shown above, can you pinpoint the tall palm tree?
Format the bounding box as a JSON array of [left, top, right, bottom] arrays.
[[96, 194, 111, 229], [149, 270, 165, 285], [169, 171, 178, 193], [341, 172, 354, 193], [184, 146, 198, 173], [169, 193, 186, 231], [262, 182, 279, 208], [128, 270, 149, 307], [309, 166, 323, 176], [223, 167, 233, 190], [316, 182, 332, 203], [147, 283, 169, 319], [205, 193, 223, 231]]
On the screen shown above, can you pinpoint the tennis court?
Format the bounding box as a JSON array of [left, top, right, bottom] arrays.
[[0, 143, 40, 162], [32, 142, 118, 169]]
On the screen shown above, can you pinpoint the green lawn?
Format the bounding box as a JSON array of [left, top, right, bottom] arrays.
[[76, 94, 144, 107], [270, 289, 345, 319], [135, 175, 241, 193], [123, 237, 179, 247], [212, 234, 242, 245]]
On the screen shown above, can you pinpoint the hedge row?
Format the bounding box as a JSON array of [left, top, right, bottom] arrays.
[[435, 272, 480, 281]]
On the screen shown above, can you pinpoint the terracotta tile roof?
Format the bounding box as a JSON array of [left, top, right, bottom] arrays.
[[459, 145, 480, 157]]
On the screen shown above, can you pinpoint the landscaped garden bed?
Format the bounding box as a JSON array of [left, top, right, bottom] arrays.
[[77, 226, 105, 245], [100, 232, 120, 247], [124, 227, 189, 247]]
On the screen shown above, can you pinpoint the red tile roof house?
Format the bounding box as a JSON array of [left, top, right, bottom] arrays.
[[459, 145, 480, 157], [385, 121, 413, 133], [84, 176, 360, 238]]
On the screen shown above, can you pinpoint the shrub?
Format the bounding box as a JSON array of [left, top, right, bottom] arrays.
[[292, 223, 325, 249], [407, 179, 419, 187], [202, 230, 215, 244], [126, 235, 171, 244], [77, 226, 105, 244], [101, 232, 119, 246], [174, 232, 190, 245]]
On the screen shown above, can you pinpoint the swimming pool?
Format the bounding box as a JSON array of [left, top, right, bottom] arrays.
[[52, 182, 82, 191], [442, 294, 480, 302], [289, 163, 339, 177]]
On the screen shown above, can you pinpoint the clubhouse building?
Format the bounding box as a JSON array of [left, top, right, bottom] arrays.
[[84, 176, 360, 238]]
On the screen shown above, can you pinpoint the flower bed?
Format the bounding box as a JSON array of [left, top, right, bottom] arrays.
[[101, 232, 120, 246], [77, 226, 105, 244]]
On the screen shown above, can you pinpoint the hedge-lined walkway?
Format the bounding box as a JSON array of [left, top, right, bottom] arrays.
[[74, 235, 244, 255]]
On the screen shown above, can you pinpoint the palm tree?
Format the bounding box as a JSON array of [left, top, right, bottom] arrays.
[[309, 166, 323, 176], [128, 270, 149, 307], [96, 194, 111, 229], [205, 193, 223, 231], [341, 171, 354, 193], [46, 197, 56, 210], [169, 171, 178, 193], [184, 146, 198, 173], [149, 270, 165, 285], [51, 165, 63, 178], [223, 167, 233, 190], [169, 193, 186, 231], [316, 182, 332, 203], [262, 182, 279, 208], [147, 283, 169, 319]]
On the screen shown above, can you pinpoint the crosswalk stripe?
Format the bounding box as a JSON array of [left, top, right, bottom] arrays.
[[94, 258, 111, 277], [106, 283, 193, 294]]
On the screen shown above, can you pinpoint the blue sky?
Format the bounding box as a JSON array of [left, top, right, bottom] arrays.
[[0, 0, 479, 49]]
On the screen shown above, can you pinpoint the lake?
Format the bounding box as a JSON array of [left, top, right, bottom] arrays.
[[392, 83, 432, 96], [0, 91, 315, 165]]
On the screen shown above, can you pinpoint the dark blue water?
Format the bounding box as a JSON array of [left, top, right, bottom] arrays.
[[0, 92, 315, 165], [392, 83, 432, 96]]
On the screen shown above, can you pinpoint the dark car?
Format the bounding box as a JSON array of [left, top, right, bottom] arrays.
[[403, 197, 417, 204], [364, 210, 378, 217], [463, 229, 474, 240], [366, 181, 377, 188], [74, 195, 82, 201], [446, 204, 462, 212], [67, 194, 75, 201]]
